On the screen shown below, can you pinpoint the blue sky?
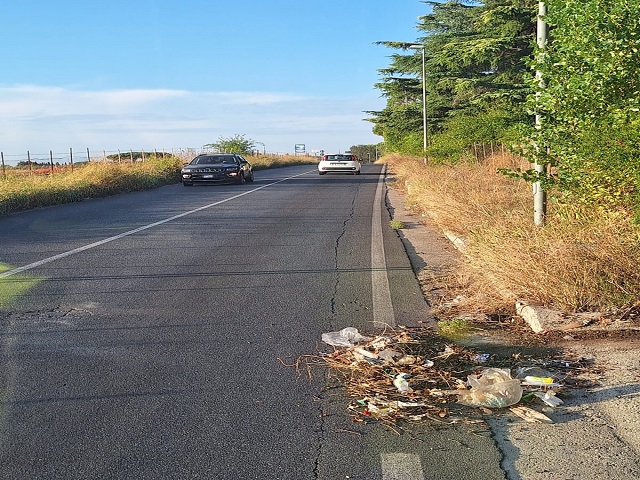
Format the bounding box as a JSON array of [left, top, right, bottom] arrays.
[[0, 1, 429, 163]]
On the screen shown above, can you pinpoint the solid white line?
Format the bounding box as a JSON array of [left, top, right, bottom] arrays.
[[0, 171, 311, 279], [381, 453, 425, 480], [371, 164, 395, 327]]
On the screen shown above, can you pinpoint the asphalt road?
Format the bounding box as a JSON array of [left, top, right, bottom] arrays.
[[0, 164, 506, 479]]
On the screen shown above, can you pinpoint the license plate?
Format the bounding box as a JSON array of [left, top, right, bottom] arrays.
[[330, 162, 346, 165], [203, 174, 216, 179]]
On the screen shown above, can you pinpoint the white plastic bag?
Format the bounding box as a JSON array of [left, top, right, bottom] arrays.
[[393, 373, 411, 393], [321, 327, 370, 347], [457, 368, 523, 408]]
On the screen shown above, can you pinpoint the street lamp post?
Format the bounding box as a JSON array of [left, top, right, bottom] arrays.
[[533, 2, 548, 227], [255, 141, 266, 155], [410, 44, 427, 164]]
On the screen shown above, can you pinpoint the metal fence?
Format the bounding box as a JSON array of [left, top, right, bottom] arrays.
[[0, 147, 214, 178]]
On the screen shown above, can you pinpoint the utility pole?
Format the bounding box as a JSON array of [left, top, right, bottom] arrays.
[[410, 44, 428, 164], [534, 2, 548, 226]]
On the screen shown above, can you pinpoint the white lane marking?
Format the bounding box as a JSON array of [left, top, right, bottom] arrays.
[[381, 453, 425, 480], [0, 171, 312, 279], [371, 164, 395, 327]]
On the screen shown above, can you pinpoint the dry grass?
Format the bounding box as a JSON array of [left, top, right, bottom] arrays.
[[0, 158, 182, 215], [384, 153, 640, 313], [0, 154, 317, 216], [249, 153, 317, 169]]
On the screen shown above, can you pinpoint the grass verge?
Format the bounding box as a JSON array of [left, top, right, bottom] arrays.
[[383, 153, 640, 314]]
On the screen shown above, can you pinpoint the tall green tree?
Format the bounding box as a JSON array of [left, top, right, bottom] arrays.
[[525, 0, 640, 213], [368, 0, 537, 158], [204, 134, 256, 155], [349, 144, 384, 163]]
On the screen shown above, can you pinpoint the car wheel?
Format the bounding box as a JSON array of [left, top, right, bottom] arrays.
[[236, 172, 246, 185], [356, 170, 361, 175], [183, 181, 193, 186], [319, 171, 326, 175], [247, 171, 254, 182]]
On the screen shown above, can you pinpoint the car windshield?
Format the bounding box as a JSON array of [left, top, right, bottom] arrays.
[[193, 156, 237, 165], [325, 155, 353, 161]]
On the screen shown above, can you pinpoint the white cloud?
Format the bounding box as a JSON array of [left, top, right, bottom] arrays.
[[0, 85, 382, 161], [0, 85, 189, 117]]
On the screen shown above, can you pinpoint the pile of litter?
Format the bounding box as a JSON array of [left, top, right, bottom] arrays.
[[307, 326, 595, 425]]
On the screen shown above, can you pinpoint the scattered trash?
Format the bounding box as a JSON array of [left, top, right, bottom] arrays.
[[509, 406, 554, 424], [473, 353, 491, 364], [393, 373, 411, 393], [515, 366, 555, 380], [533, 390, 564, 407], [456, 368, 523, 408], [396, 355, 418, 365], [352, 347, 382, 364], [521, 376, 561, 387], [516, 366, 563, 387], [441, 345, 457, 356], [288, 326, 594, 426], [369, 336, 393, 350], [322, 327, 371, 347], [378, 348, 402, 362]]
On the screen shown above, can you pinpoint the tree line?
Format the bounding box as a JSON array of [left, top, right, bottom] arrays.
[[368, 0, 640, 217]]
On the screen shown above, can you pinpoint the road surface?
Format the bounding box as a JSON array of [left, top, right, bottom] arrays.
[[0, 164, 506, 479]]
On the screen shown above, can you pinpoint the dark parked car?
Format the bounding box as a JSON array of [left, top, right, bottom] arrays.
[[181, 154, 254, 186]]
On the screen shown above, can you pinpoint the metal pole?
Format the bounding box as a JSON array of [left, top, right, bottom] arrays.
[[533, 1, 548, 226], [420, 46, 427, 164], [1, 152, 5, 179], [410, 44, 428, 164]]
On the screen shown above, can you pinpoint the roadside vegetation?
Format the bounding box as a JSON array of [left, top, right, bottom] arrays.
[[0, 153, 316, 217], [370, 1, 640, 316], [385, 152, 640, 315]]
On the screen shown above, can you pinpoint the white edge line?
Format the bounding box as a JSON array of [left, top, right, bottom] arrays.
[[371, 164, 395, 327]]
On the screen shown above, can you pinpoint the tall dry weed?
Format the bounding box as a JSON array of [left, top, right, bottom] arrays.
[[384, 154, 640, 312]]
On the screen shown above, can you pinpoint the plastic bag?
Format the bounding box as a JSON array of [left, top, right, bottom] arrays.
[[393, 373, 411, 393], [321, 327, 370, 347], [457, 368, 523, 408]]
